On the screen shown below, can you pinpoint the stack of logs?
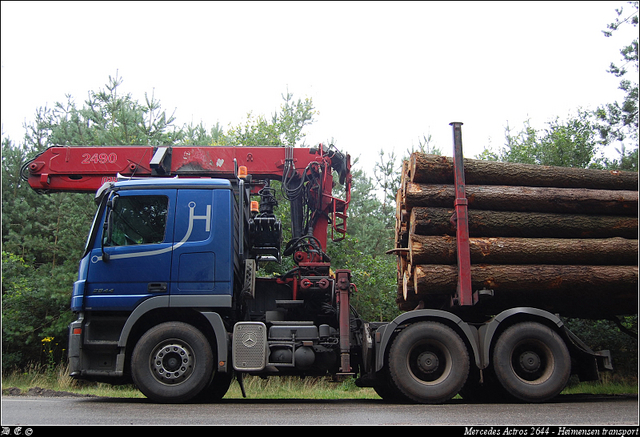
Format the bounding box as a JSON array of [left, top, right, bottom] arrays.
[[394, 154, 639, 319]]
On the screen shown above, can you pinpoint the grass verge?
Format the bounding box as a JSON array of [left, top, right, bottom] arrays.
[[2, 364, 637, 400], [1, 364, 378, 400], [224, 375, 380, 400]]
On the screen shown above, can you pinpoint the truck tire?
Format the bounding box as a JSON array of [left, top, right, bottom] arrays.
[[197, 370, 234, 402], [458, 367, 509, 403], [388, 321, 469, 404], [492, 322, 571, 403], [131, 322, 214, 403], [373, 372, 412, 403]]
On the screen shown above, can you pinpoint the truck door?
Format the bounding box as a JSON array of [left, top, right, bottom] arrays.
[[169, 188, 234, 303], [84, 189, 176, 311]]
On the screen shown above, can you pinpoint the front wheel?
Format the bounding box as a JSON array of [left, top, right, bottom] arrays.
[[131, 322, 214, 403], [197, 370, 234, 402], [388, 321, 469, 404], [492, 322, 571, 403]]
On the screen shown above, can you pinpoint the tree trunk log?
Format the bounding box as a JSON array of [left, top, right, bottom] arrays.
[[413, 264, 638, 294], [409, 207, 638, 239], [410, 154, 638, 190], [395, 189, 409, 248], [396, 153, 639, 317], [411, 264, 638, 318], [404, 183, 638, 216], [409, 235, 638, 265], [400, 160, 410, 198]]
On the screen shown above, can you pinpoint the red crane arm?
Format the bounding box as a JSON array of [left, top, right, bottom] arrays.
[[24, 145, 347, 191], [23, 144, 351, 247]]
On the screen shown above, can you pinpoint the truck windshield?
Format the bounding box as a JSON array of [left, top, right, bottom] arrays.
[[83, 197, 106, 257], [106, 195, 169, 246]]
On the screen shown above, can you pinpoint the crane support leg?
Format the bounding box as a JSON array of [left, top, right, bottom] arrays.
[[336, 269, 353, 374]]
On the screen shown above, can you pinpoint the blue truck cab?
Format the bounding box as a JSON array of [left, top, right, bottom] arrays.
[[68, 178, 242, 386]]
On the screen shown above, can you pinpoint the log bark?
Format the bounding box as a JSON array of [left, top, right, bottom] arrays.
[[404, 183, 638, 216], [409, 235, 639, 265], [413, 264, 638, 293], [410, 154, 639, 190], [400, 160, 410, 198], [409, 207, 639, 239], [411, 264, 638, 318], [395, 189, 409, 248]]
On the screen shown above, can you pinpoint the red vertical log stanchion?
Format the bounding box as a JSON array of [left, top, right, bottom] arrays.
[[450, 122, 474, 306]]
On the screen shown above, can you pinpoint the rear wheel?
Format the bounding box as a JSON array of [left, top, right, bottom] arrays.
[[492, 322, 571, 403], [373, 372, 412, 403], [388, 321, 469, 404], [458, 367, 510, 403], [131, 322, 214, 403]]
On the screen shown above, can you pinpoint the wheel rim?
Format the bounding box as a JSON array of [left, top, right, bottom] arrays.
[[406, 339, 452, 385], [150, 340, 195, 385], [509, 339, 554, 384]]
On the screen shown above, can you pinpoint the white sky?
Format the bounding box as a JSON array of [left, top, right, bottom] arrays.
[[1, 1, 636, 174]]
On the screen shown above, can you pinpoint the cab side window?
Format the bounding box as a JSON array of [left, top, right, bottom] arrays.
[[108, 195, 169, 246]]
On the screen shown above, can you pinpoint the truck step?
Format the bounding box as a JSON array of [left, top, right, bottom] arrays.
[[275, 300, 304, 308], [269, 320, 314, 326], [83, 340, 119, 349]]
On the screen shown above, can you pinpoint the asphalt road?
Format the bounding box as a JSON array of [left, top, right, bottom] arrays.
[[2, 394, 638, 426]]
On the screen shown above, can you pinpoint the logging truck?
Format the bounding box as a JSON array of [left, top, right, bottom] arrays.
[[22, 122, 633, 404]]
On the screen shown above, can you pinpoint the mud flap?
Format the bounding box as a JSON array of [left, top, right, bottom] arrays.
[[562, 326, 613, 381]]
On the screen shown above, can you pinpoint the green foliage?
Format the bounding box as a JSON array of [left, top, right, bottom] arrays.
[[1, 252, 73, 369], [348, 250, 400, 323], [272, 91, 317, 147], [2, 74, 185, 371], [346, 162, 394, 257], [478, 112, 603, 168], [563, 316, 638, 377], [180, 121, 225, 146], [327, 236, 400, 323], [596, 1, 639, 167], [408, 131, 442, 157], [218, 90, 316, 147], [373, 149, 401, 228], [479, 4, 638, 172], [25, 73, 183, 149]]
